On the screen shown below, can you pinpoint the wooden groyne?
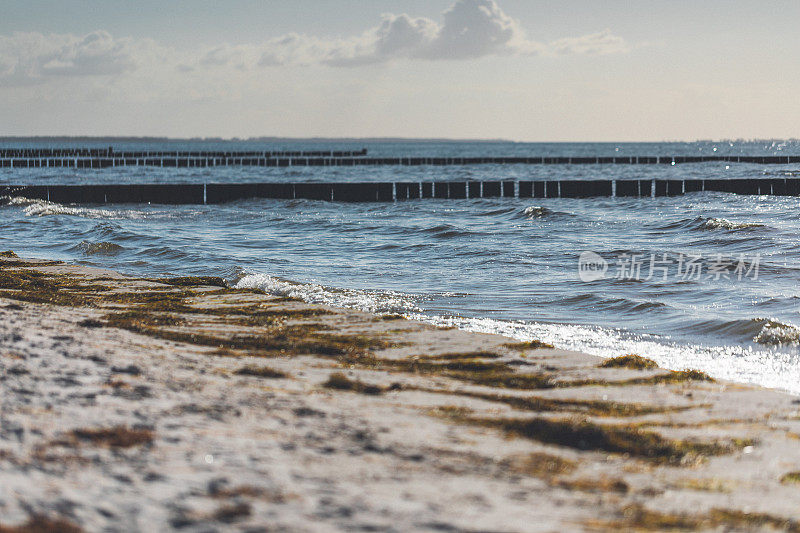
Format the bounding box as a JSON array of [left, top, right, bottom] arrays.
[[0, 148, 368, 158], [0, 178, 796, 204], [1, 151, 799, 168]]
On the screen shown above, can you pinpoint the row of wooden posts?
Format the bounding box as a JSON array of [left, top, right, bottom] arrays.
[[0, 178, 794, 204], [0, 148, 368, 158], [2, 155, 800, 169]]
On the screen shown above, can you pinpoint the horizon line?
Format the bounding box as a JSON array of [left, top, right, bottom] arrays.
[[0, 136, 797, 144]]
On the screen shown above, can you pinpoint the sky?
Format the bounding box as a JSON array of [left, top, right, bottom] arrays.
[[1, 0, 799, 141]]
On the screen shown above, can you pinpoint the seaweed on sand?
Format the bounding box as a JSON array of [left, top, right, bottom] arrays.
[[439, 413, 745, 464], [600, 354, 658, 370]]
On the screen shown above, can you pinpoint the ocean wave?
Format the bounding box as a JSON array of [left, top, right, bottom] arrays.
[[1, 196, 137, 219], [516, 205, 578, 220], [227, 269, 800, 393], [753, 319, 800, 346], [683, 317, 760, 339], [421, 224, 456, 233], [0, 195, 202, 220], [700, 217, 765, 231], [522, 206, 552, 219], [682, 316, 800, 345], [73, 241, 125, 256], [655, 216, 765, 232], [233, 270, 800, 393], [90, 222, 125, 238], [476, 207, 517, 217], [233, 271, 422, 315], [420, 224, 475, 239], [135, 246, 191, 261], [553, 293, 668, 314], [408, 313, 800, 394]]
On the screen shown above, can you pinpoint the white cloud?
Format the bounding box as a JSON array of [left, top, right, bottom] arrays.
[[257, 33, 350, 67], [419, 0, 533, 60], [40, 30, 136, 76], [0, 30, 140, 85], [375, 14, 439, 59], [550, 29, 630, 56], [0, 0, 629, 87], [202, 0, 627, 69], [200, 44, 259, 69], [249, 0, 537, 67]]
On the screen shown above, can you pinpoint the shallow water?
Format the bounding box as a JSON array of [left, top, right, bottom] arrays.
[[2, 140, 800, 394]]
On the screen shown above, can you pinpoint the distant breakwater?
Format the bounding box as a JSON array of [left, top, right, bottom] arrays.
[[1, 148, 800, 168], [1, 178, 796, 204]]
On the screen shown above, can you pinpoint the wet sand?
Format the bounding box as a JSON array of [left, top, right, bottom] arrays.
[[1, 254, 799, 532]]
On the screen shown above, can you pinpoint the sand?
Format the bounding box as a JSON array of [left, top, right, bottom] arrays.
[[1, 255, 799, 532]]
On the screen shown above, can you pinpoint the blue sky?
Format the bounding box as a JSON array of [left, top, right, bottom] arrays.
[[1, 0, 799, 140]]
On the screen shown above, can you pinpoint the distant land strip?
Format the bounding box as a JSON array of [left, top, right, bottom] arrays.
[[0, 179, 795, 204]]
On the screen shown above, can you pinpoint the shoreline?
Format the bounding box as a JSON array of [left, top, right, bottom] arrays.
[[233, 269, 800, 399], [1, 254, 800, 531], [5, 191, 800, 398]]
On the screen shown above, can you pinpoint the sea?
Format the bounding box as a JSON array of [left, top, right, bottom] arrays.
[[2, 139, 800, 394]]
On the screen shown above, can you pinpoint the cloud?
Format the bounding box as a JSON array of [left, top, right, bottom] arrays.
[[0, 0, 629, 87], [39, 30, 136, 76], [0, 30, 139, 85], [205, 0, 626, 69], [375, 14, 439, 58], [550, 29, 630, 56], [419, 0, 534, 60], [200, 44, 258, 70], [250, 0, 536, 67], [257, 33, 350, 67]]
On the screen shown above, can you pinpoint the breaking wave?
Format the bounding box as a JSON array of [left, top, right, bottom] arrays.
[[656, 215, 766, 232], [700, 217, 765, 231], [753, 320, 800, 346], [0, 196, 199, 220], [1, 196, 137, 219], [233, 271, 422, 315], [522, 206, 552, 219], [517, 205, 577, 220], [233, 270, 800, 394]]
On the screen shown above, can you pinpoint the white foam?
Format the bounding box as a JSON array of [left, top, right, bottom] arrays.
[[1, 196, 198, 220], [410, 314, 800, 395], [754, 321, 800, 346], [237, 270, 800, 395], [701, 217, 764, 230], [522, 206, 551, 219], [234, 272, 422, 315], [2, 196, 137, 219]]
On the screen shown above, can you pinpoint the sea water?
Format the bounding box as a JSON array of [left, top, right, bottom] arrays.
[[2, 140, 800, 393]]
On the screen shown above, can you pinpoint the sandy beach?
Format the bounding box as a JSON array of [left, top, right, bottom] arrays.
[[1, 253, 800, 532]]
